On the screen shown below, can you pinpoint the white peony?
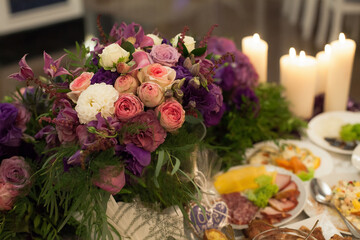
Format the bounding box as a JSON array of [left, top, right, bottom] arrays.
[[147, 34, 163, 45], [75, 83, 119, 124], [171, 33, 196, 52], [99, 43, 130, 72]]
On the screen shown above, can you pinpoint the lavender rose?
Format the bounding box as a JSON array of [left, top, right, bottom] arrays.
[[93, 165, 125, 195], [150, 44, 181, 67], [123, 110, 166, 152], [53, 99, 80, 143], [0, 103, 22, 148], [0, 182, 18, 210], [13, 103, 30, 132], [0, 156, 31, 190]]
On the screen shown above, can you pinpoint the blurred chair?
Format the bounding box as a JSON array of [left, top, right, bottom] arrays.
[[315, 0, 360, 47]]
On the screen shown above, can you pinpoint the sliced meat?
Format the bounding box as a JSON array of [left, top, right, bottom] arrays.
[[268, 198, 297, 212], [275, 173, 291, 191], [221, 192, 259, 225], [274, 181, 300, 200], [260, 207, 291, 224], [244, 219, 274, 239]]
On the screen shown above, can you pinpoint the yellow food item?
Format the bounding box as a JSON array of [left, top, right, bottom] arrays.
[[213, 166, 276, 194], [203, 229, 228, 240]]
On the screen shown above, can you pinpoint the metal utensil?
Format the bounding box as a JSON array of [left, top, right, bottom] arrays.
[[310, 178, 360, 238]]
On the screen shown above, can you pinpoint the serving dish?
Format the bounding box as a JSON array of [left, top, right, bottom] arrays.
[[245, 139, 333, 179], [213, 165, 307, 230], [307, 111, 360, 155], [304, 172, 360, 234]]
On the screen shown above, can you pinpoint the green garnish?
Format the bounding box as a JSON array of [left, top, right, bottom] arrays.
[[340, 123, 360, 141], [246, 175, 279, 208], [297, 168, 315, 181]]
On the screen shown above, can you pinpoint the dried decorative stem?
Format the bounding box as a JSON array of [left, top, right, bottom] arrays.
[[199, 24, 218, 48]]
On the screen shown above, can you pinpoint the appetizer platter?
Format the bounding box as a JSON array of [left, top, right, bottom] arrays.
[[304, 172, 360, 234], [245, 139, 333, 181], [213, 165, 306, 230], [307, 111, 360, 155]]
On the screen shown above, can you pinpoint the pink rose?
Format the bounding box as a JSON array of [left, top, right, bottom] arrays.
[[137, 82, 164, 107], [155, 98, 185, 132], [93, 166, 125, 195], [137, 63, 176, 88], [68, 72, 94, 102], [114, 93, 144, 121], [0, 182, 18, 210], [114, 74, 139, 94], [70, 72, 93, 92], [0, 156, 31, 190], [150, 44, 181, 67]]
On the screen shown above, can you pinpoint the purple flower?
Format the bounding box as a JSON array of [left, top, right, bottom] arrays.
[[207, 36, 237, 56], [53, 99, 79, 143], [115, 143, 151, 176], [172, 65, 193, 81], [0, 156, 31, 190], [150, 44, 181, 67], [0, 103, 22, 148], [214, 65, 236, 91], [90, 68, 119, 85], [13, 103, 31, 132], [8, 54, 34, 82], [232, 86, 260, 114], [109, 22, 154, 48], [123, 110, 166, 152], [35, 125, 58, 148], [182, 83, 225, 126], [67, 150, 82, 166], [43, 51, 71, 78]]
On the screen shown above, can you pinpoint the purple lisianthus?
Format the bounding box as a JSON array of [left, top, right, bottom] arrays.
[[122, 110, 166, 152], [214, 65, 236, 91], [150, 44, 181, 67], [182, 82, 225, 126], [115, 143, 151, 176], [0, 103, 22, 148], [35, 125, 58, 148], [172, 65, 193, 81], [52, 99, 79, 143], [232, 86, 260, 114], [207, 36, 238, 56], [91, 68, 119, 85]]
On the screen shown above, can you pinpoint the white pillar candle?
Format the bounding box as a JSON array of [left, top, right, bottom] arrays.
[[324, 33, 356, 112], [315, 44, 331, 95], [280, 48, 317, 119], [242, 33, 268, 83]]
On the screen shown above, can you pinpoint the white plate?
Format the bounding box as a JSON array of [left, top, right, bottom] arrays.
[[245, 139, 334, 179], [214, 165, 307, 230], [285, 214, 341, 240], [307, 111, 360, 155], [304, 172, 360, 234]]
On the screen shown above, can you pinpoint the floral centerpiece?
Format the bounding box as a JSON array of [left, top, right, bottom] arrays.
[[205, 36, 307, 168], [0, 21, 226, 239]]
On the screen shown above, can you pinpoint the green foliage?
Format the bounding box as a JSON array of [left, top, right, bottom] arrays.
[[64, 42, 98, 73], [206, 83, 307, 169]]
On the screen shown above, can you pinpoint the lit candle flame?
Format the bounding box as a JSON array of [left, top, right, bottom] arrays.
[[339, 33, 345, 42], [299, 51, 306, 60], [289, 47, 296, 58], [324, 44, 331, 56], [253, 33, 260, 42]]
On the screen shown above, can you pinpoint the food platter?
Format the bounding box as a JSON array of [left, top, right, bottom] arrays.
[[304, 172, 360, 234], [213, 165, 307, 230], [245, 139, 334, 179], [307, 111, 360, 155]]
